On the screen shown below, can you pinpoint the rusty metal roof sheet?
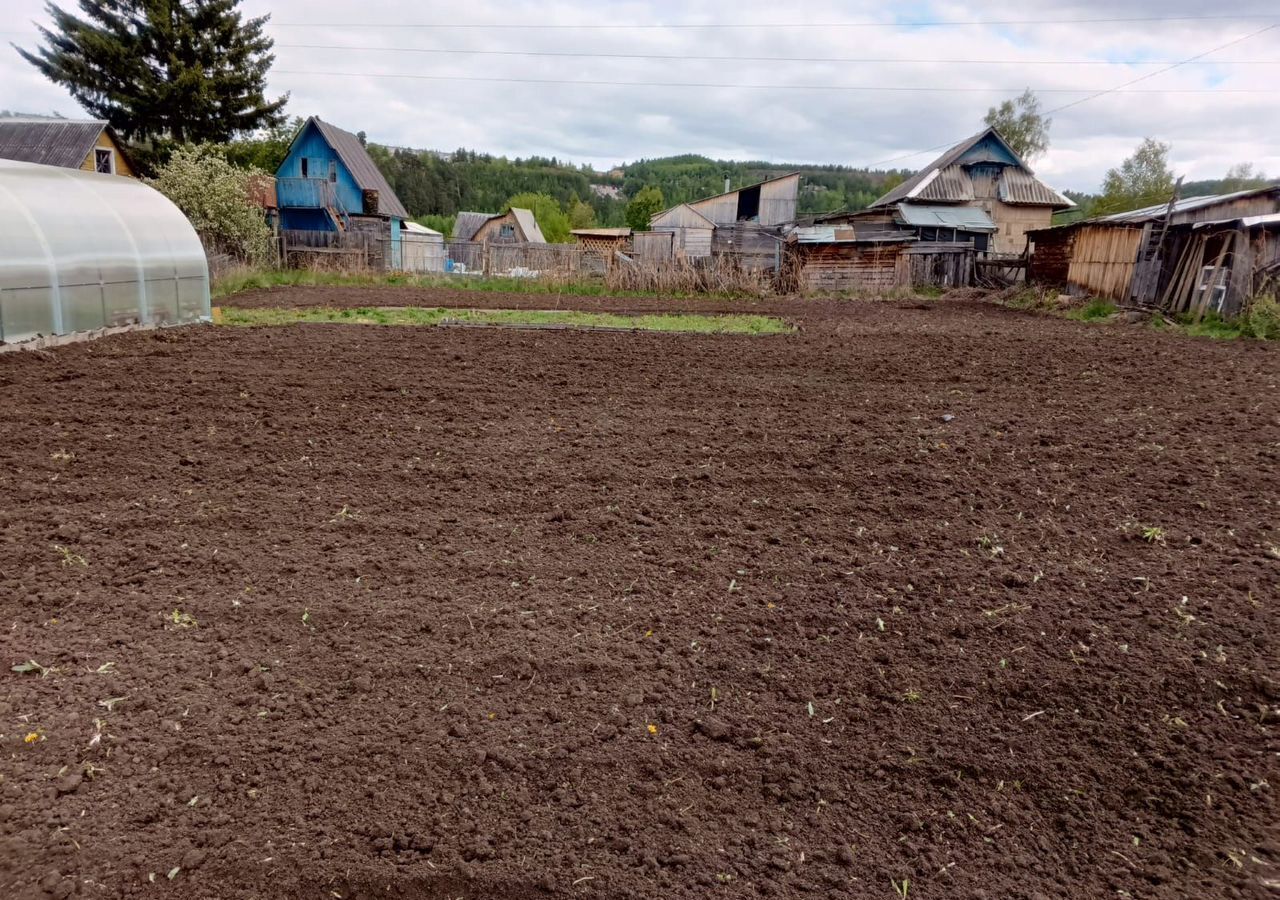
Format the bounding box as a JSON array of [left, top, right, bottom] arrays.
[[0, 117, 109, 169], [309, 117, 409, 220]]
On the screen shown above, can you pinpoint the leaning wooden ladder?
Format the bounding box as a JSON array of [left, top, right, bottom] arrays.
[[1130, 176, 1183, 305]]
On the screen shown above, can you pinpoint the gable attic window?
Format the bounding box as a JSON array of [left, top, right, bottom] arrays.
[[328, 160, 337, 183], [94, 148, 114, 174], [499, 223, 515, 239], [301, 158, 309, 178]]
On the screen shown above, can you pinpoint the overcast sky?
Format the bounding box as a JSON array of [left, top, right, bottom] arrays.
[[2, 1, 1278, 191]]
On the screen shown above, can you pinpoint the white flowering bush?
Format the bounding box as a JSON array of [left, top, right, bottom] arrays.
[[148, 145, 275, 266]]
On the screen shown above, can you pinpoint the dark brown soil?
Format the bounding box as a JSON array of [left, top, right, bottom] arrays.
[[2, 289, 1277, 900]]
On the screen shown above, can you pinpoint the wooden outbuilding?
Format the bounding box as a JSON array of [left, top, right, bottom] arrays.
[[1027, 186, 1280, 314], [784, 226, 975, 293], [648, 173, 801, 262], [453, 208, 546, 244]]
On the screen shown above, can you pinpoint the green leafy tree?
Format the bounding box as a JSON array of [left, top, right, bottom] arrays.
[[1096, 138, 1176, 215], [626, 185, 665, 231], [984, 89, 1051, 160], [568, 197, 598, 229], [1220, 162, 1270, 193], [222, 117, 303, 173], [506, 192, 571, 243], [414, 213, 456, 236], [16, 0, 287, 151], [148, 145, 274, 265]]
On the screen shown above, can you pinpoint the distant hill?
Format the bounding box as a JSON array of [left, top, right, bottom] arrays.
[[363, 146, 909, 225]]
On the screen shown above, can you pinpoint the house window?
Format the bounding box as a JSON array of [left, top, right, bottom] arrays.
[[94, 148, 114, 174], [328, 161, 337, 183], [499, 224, 515, 239], [301, 158, 309, 178]]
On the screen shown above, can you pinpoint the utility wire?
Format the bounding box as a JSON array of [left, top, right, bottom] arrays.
[[864, 22, 1280, 168], [268, 14, 1276, 29], [272, 44, 1280, 66], [270, 70, 1280, 94]]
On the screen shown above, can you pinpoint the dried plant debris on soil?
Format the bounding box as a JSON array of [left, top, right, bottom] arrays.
[[1, 289, 1278, 900]]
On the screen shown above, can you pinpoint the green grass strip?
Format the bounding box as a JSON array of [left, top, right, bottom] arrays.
[[220, 306, 793, 335]]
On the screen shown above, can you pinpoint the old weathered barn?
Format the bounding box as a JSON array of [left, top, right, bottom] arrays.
[[1027, 186, 1280, 315], [649, 173, 800, 261], [871, 128, 1073, 255]]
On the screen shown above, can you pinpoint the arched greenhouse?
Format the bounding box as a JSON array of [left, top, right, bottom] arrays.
[[0, 158, 209, 346]]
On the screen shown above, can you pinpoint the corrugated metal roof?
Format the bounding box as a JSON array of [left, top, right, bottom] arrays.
[[0, 117, 108, 169], [999, 168, 1074, 207], [309, 117, 410, 220], [511, 208, 546, 243], [874, 127, 1070, 210], [1098, 186, 1280, 223], [895, 204, 997, 232], [791, 225, 913, 244], [453, 211, 496, 240], [908, 164, 974, 202]]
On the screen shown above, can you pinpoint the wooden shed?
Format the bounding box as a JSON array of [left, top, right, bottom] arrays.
[[1028, 186, 1280, 310], [571, 227, 631, 254], [453, 208, 546, 244], [784, 226, 975, 293], [650, 204, 715, 259]]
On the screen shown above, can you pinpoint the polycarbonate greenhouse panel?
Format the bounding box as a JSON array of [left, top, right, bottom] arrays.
[[0, 158, 209, 344]]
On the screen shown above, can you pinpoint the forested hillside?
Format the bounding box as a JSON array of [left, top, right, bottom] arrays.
[[364, 146, 909, 227]]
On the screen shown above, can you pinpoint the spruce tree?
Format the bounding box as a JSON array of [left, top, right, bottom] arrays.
[[16, 0, 287, 146]]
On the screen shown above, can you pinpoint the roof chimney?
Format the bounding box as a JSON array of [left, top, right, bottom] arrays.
[[724, 175, 731, 193]]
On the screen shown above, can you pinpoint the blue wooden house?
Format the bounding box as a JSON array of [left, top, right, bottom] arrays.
[[275, 117, 409, 267]]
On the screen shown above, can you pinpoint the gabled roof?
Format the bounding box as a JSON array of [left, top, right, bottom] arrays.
[[873, 127, 1071, 210], [0, 117, 131, 171], [650, 203, 716, 229], [453, 211, 496, 240], [292, 117, 409, 219], [511, 207, 546, 243]]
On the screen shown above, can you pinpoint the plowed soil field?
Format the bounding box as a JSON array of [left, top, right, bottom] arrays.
[[2, 288, 1277, 900]]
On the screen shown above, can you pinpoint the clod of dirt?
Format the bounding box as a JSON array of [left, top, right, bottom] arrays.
[[694, 717, 732, 741], [55, 772, 82, 795]]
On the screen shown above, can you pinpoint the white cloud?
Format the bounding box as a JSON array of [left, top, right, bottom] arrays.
[[2, 0, 1278, 191]]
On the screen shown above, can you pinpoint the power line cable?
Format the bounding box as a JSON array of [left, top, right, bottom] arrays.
[[267, 14, 1276, 29], [270, 43, 1280, 66], [270, 69, 1280, 94], [864, 21, 1279, 168]]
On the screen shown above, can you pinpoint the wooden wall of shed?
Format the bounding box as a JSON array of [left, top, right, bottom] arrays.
[[1169, 192, 1280, 226], [758, 174, 801, 226], [471, 211, 520, 244], [651, 205, 714, 229], [794, 243, 908, 293], [1064, 225, 1144, 299], [907, 245, 974, 288], [654, 226, 712, 258], [689, 194, 737, 225], [1027, 229, 1074, 286]]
